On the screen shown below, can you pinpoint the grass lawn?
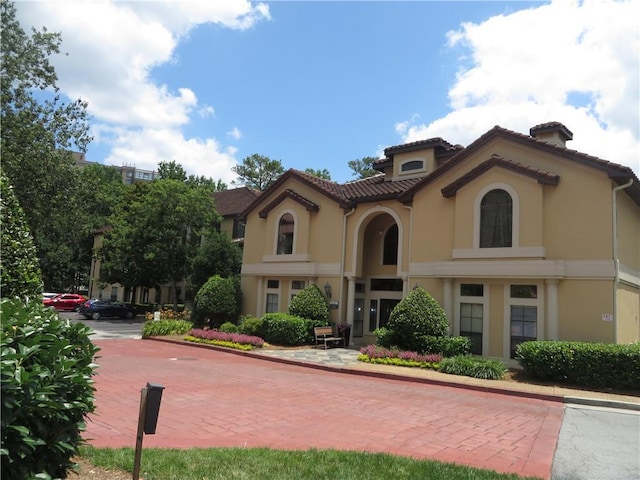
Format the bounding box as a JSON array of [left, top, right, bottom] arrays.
[[81, 446, 541, 480]]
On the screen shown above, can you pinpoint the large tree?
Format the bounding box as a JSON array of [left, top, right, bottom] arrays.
[[232, 153, 284, 190], [1, 0, 92, 291], [348, 156, 379, 179], [100, 177, 219, 306], [304, 168, 332, 180], [189, 231, 243, 296]]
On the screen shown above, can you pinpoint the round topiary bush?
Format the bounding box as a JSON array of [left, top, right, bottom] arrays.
[[192, 275, 241, 328], [288, 284, 329, 321], [383, 287, 449, 353]]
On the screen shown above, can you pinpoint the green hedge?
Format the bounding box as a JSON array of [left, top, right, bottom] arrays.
[[1, 298, 99, 479], [515, 341, 640, 390], [416, 335, 471, 357], [261, 313, 308, 346]]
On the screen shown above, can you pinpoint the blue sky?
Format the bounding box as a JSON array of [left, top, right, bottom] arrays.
[[16, 1, 640, 185]]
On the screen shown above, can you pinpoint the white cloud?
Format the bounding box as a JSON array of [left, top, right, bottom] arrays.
[[227, 127, 242, 140], [400, 0, 640, 174], [15, 1, 270, 183]]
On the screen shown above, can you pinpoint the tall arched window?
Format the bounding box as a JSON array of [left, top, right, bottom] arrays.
[[382, 224, 398, 265], [277, 213, 294, 254], [480, 189, 512, 248]]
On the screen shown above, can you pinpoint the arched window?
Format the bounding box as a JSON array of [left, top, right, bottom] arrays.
[[382, 224, 398, 265], [480, 189, 512, 248], [277, 213, 294, 255]]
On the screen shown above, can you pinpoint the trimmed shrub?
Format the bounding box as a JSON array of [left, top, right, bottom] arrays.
[[288, 284, 329, 322], [0, 170, 43, 300], [438, 355, 507, 380], [261, 313, 308, 346], [415, 335, 471, 357], [220, 321, 239, 333], [380, 287, 449, 353], [192, 275, 241, 328], [238, 315, 265, 338], [516, 341, 640, 390], [1, 298, 99, 479], [142, 319, 193, 338]]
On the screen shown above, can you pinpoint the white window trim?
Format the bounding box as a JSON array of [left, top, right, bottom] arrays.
[[399, 157, 426, 175], [265, 279, 281, 313], [275, 209, 297, 256], [473, 183, 520, 249], [503, 283, 545, 359], [454, 282, 489, 356]]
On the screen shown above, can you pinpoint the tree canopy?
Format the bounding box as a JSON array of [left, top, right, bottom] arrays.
[[304, 168, 332, 180], [232, 153, 284, 190], [1, 0, 92, 291], [100, 176, 220, 305], [348, 156, 379, 179]]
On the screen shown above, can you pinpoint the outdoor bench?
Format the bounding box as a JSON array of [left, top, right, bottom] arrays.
[[314, 326, 345, 349]]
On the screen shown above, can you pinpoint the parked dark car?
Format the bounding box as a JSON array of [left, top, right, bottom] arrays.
[[43, 293, 88, 311], [79, 299, 136, 320]]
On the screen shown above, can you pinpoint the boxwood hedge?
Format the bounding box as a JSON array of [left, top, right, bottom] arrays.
[[515, 340, 640, 390]]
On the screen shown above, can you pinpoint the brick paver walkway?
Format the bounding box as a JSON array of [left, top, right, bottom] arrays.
[[85, 339, 564, 479]]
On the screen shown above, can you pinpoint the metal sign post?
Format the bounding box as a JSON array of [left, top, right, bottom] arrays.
[[132, 382, 164, 480]]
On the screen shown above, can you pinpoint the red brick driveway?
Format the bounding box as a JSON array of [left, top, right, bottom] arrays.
[[85, 339, 563, 479]]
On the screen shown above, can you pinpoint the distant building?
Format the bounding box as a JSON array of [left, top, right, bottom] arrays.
[[71, 153, 159, 184]]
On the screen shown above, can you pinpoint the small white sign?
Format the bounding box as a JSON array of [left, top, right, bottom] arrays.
[[602, 314, 613, 322], [153, 311, 161, 321]]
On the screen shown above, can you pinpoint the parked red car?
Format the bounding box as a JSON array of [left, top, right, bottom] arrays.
[[43, 293, 87, 311]]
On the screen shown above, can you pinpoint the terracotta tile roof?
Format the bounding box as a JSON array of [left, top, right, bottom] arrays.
[[441, 155, 560, 198], [398, 125, 640, 206], [258, 189, 319, 218], [241, 124, 640, 216], [213, 187, 260, 217], [530, 121, 573, 140]]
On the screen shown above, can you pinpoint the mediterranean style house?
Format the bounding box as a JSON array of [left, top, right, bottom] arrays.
[[239, 122, 640, 360], [88, 187, 258, 305]]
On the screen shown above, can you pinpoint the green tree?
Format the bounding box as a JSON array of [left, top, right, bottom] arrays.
[[158, 160, 187, 181], [192, 275, 241, 328], [288, 284, 329, 322], [100, 179, 219, 307], [304, 168, 332, 180], [348, 156, 379, 179], [382, 286, 449, 352], [1, 0, 92, 291], [0, 170, 43, 299], [190, 231, 243, 295], [232, 153, 284, 190], [73, 164, 126, 291]]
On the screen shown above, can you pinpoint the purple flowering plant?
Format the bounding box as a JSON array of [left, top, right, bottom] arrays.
[[187, 328, 264, 348]]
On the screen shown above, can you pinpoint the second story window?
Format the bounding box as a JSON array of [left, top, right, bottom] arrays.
[[277, 213, 294, 255], [382, 224, 398, 265], [480, 189, 512, 248]]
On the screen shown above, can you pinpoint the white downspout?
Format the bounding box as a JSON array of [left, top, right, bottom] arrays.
[[402, 204, 413, 293], [339, 207, 356, 323], [612, 178, 633, 344]]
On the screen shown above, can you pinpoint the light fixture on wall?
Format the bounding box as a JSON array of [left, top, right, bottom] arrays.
[[324, 282, 332, 299]]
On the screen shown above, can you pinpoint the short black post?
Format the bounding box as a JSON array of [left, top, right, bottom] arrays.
[[132, 382, 164, 480]]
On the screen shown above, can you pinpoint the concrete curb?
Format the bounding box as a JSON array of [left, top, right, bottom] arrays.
[[564, 396, 640, 412]]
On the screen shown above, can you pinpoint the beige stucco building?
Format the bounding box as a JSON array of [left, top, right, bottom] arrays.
[[240, 122, 640, 360]]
